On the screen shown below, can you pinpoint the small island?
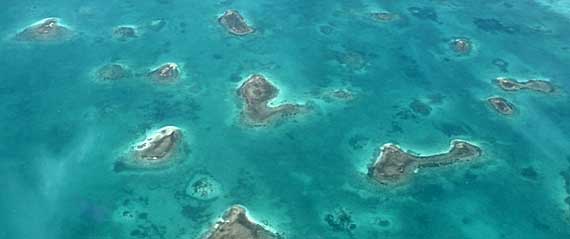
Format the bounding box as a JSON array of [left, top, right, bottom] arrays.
[[148, 63, 180, 82], [112, 25, 138, 41], [203, 205, 279, 239], [96, 63, 131, 81], [218, 10, 254, 36], [450, 37, 472, 55], [495, 77, 555, 93], [369, 140, 482, 185], [238, 74, 304, 126], [487, 96, 516, 116], [15, 18, 73, 42], [133, 126, 181, 161], [115, 126, 183, 172]]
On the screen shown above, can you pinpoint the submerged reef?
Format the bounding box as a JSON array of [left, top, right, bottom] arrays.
[[185, 174, 222, 200], [334, 50, 369, 72], [473, 18, 519, 34], [145, 19, 167, 32], [148, 63, 180, 82], [96, 63, 131, 81], [115, 126, 183, 171], [492, 58, 509, 72], [449, 37, 472, 55], [407, 6, 439, 23], [371, 11, 399, 22], [324, 207, 357, 233], [320, 88, 356, 103], [238, 74, 305, 126], [520, 166, 539, 181], [15, 18, 73, 42], [203, 205, 279, 239], [409, 99, 432, 116], [561, 167, 570, 223], [495, 77, 555, 93], [218, 10, 254, 36], [112, 25, 138, 41], [487, 96, 516, 116], [369, 140, 482, 185]]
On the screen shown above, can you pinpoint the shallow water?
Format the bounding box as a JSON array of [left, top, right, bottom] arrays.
[[1, 0, 570, 238]]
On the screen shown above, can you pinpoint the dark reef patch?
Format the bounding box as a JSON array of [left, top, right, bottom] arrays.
[[112, 26, 137, 41], [96, 63, 131, 81], [319, 24, 334, 35], [435, 122, 470, 137], [411, 183, 445, 202], [520, 166, 539, 181], [473, 18, 519, 34], [409, 99, 432, 116], [324, 207, 357, 233], [334, 50, 370, 72], [181, 203, 212, 224], [561, 166, 570, 223], [348, 134, 370, 150], [492, 58, 509, 72]]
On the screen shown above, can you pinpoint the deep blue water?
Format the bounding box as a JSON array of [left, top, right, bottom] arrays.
[[1, 0, 570, 238]]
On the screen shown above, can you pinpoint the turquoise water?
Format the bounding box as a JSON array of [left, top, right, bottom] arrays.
[[1, 0, 570, 238]]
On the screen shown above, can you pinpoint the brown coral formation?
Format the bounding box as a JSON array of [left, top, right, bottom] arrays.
[[218, 10, 254, 36], [204, 205, 279, 239], [238, 74, 304, 126], [495, 77, 555, 93], [369, 140, 482, 185], [15, 18, 73, 42], [148, 63, 180, 82], [487, 96, 516, 116]]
